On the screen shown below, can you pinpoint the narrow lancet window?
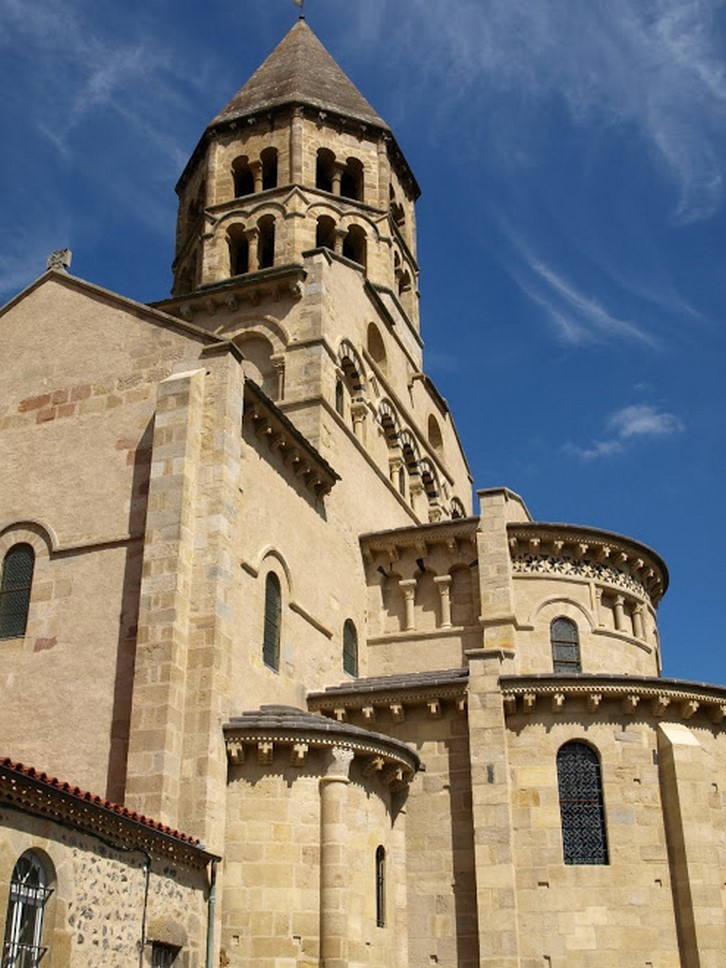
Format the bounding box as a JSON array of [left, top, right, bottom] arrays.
[[551, 617, 581, 674], [0, 543, 35, 639], [343, 619, 358, 677], [263, 572, 281, 670]]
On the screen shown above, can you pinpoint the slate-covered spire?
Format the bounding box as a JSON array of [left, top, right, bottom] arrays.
[[211, 19, 389, 132]]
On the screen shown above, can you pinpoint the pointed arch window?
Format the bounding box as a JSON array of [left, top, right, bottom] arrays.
[[3, 851, 52, 966], [551, 617, 581, 674], [263, 572, 281, 671], [375, 846, 386, 927], [556, 741, 608, 865], [0, 543, 35, 639], [343, 619, 358, 677]]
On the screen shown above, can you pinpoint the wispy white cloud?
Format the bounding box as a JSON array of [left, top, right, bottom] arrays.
[[566, 403, 685, 460], [350, 0, 726, 222]]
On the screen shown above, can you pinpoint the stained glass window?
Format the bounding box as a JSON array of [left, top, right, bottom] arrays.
[[556, 741, 608, 865], [0, 544, 35, 640], [263, 572, 281, 670], [551, 617, 581, 674], [343, 619, 358, 677]]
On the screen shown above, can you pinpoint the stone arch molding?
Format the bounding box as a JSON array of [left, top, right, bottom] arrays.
[[255, 547, 293, 599], [218, 314, 290, 353], [527, 596, 595, 633], [0, 519, 56, 557], [337, 340, 367, 391]]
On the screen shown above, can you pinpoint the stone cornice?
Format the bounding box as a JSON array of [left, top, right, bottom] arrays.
[[507, 522, 668, 605], [360, 518, 478, 561], [243, 380, 339, 497], [224, 706, 421, 786], [308, 669, 469, 722], [499, 674, 726, 724]]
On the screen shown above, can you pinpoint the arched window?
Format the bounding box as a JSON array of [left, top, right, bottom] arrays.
[[343, 619, 358, 677], [0, 543, 35, 639], [335, 379, 345, 417], [556, 741, 608, 865], [375, 846, 386, 927], [263, 572, 281, 670], [342, 225, 367, 270], [316, 215, 336, 251], [551, 617, 581, 674], [367, 323, 386, 372], [228, 224, 249, 276], [258, 215, 275, 269], [3, 851, 52, 965], [232, 156, 254, 197], [341, 158, 364, 201], [316, 148, 335, 193], [260, 147, 278, 190]]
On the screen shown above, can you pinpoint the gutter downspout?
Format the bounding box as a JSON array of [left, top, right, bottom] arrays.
[[206, 858, 218, 968]]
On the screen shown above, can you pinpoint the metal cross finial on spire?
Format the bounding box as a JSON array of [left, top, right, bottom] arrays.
[[292, 0, 305, 19]]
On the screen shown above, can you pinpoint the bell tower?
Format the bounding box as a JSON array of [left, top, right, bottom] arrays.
[[171, 18, 421, 330]]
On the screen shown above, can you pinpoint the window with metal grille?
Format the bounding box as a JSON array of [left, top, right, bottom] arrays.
[[2, 851, 52, 967], [151, 941, 180, 966], [550, 617, 581, 674], [375, 846, 386, 927], [0, 544, 35, 640], [343, 619, 358, 677], [262, 572, 281, 670], [556, 741, 609, 865]]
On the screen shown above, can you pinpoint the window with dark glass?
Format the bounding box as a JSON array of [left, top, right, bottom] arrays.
[[375, 846, 386, 927], [343, 619, 358, 677], [2, 852, 52, 967], [263, 572, 281, 670], [556, 741, 608, 865], [550, 617, 581, 674], [0, 543, 35, 639], [151, 941, 180, 966]]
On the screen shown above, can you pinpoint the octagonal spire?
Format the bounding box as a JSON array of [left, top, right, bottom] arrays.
[[211, 19, 389, 131]]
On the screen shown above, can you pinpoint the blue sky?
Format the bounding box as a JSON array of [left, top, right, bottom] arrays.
[[1, 0, 724, 684]]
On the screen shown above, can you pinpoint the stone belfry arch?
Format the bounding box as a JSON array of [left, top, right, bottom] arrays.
[[171, 19, 422, 331]]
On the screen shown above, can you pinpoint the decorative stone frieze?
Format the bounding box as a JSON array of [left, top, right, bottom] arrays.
[[508, 523, 667, 604], [308, 668, 469, 719]]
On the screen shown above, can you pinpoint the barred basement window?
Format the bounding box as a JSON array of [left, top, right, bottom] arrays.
[[375, 846, 386, 927], [0, 543, 35, 639], [343, 619, 358, 677], [151, 941, 180, 966], [263, 572, 281, 670], [556, 741, 609, 865], [551, 617, 581, 674], [2, 851, 52, 967]]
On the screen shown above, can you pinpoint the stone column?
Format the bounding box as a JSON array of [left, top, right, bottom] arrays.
[[350, 401, 367, 444], [289, 106, 304, 184], [633, 603, 645, 639], [319, 747, 354, 968], [399, 579, 417, 631], [377, 136, 391, 210], [613, 594, 626, 632], [271, 354, 285, 402], [388, 456, 403, 490], [434, 574, 452, 628], [334, 227, 346, 255], [331, 162, 344, 196], [250, 160, 263, 194], [245, 227, 259, 273]]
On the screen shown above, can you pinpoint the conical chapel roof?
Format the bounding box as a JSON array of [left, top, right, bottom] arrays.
[[211, 19, 389, 131]]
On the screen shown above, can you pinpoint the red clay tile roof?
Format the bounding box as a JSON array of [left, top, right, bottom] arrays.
[[0, 758, 200, 847]]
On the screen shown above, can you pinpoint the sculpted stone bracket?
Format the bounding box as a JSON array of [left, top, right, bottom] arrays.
[[309, 687, 468, 723], [500, 675, 726, 726], [361, 518, 478, 567], [224, 717, 421, 787]]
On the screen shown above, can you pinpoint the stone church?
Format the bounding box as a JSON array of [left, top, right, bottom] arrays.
[[1, 17, 724, 968]]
